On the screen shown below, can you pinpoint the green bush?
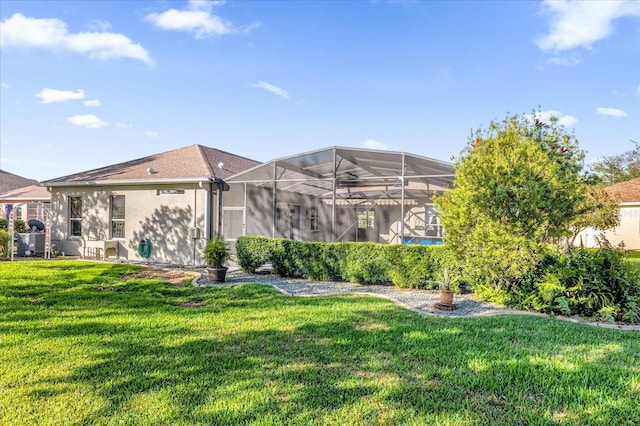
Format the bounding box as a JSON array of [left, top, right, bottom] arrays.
[[234, 236, 447, 286], [478, 247, 640, 323], [0, 230, 10, 259], [0, 219, 27, 234], [385, 245, 444, 289], [235, 236, 272, 273]]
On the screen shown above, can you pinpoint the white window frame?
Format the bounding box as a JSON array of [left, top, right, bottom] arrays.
[[69, 196, 83, 238], [110, 195, 125, 239]]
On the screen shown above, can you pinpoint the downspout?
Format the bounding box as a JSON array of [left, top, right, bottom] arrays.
[[198, 181, 212, 240]]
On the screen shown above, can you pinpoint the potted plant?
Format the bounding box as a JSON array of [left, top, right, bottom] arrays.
[[203, 237, 231, 282], [436, 268, 460, 305]]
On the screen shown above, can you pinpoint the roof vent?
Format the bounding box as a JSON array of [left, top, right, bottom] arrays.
[[217, 162, 225, 169], [146, 167, 155, 175]]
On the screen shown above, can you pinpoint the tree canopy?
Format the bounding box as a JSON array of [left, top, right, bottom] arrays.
[[434, 113, 616, 289], [590, 140, 640, 185]]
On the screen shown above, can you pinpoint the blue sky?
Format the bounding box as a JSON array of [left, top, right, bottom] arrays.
[[1, 0, 639, 182]]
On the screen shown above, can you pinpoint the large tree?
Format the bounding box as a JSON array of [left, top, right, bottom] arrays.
[[435, 113, 588, 289], [590, 140, 640, 185]]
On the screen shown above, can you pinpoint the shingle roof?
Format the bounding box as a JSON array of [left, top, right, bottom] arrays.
[[606, 177, 640, 203], [0, 170, 37, 194], [0, 184, 50, 201], [42, 144, 261, 185]]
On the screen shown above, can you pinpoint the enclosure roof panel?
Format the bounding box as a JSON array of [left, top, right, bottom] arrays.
[[227, 146, 455, 197]]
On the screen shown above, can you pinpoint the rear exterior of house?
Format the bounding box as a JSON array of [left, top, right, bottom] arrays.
[[42, 145, 260, 265]]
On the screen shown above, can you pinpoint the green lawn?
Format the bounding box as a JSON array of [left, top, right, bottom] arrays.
[[1, 261, 639, 425]]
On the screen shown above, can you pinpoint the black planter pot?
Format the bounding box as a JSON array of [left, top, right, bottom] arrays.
[[208, 267, 228, 282]]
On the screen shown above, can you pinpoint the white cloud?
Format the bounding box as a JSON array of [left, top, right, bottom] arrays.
[[1, 81, 9, 88], [596, 107, 628, 118], [86, 19, 112, 32], [252, 82, 289, 98], [144, 130, 159, 138], [67, 114, 108, 128], [115, 121, 133, 128], [536, 0, 640, 52], [83, 99, 101, 107], [362, 139, 391, 150], [145, 0, 243, 39], [530, 110, 579, 128], [637, 84, 640, 96], [543, 52, 581, 68], [0, 13, 152, 64], [37, 88, 85, 104]]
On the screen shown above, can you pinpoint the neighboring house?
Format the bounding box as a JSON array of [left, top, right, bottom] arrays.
[[41, 145, 260, 265], [0, 170, 39, 219], [578, 177, 640, 250], [0, 184, 51, 223]]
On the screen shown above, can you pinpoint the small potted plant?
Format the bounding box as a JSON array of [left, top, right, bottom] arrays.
[[436, 268, 460, 305], [203, 237, 231, 282]]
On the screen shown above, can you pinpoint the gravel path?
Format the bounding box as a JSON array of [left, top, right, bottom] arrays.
[[195, 269, 521, 318], [189, 269, 640, 330]]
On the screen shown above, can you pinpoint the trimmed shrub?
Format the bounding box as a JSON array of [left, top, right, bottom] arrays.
[[234, 236, 447, 287], [0, 219, 27, 234], [235, 236, 272, 273]]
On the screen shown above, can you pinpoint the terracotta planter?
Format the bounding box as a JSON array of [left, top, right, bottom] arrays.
[[439, 289, 454, 305], [208, 267, 229, 282]]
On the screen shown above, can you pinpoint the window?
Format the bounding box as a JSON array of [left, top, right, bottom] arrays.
[[309, 206, 319, 231], [358, 211, 375, 229], [69, 196, 82, 237], [111, 195, 125, 239]]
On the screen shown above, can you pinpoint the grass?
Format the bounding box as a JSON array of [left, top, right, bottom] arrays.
[[1, 260, 639, 425]]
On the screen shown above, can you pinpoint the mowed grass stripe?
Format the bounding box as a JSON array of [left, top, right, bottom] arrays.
[[1, 260, 639, 425]]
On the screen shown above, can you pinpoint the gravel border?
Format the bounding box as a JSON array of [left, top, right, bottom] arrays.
[[191, 268, 640, 330]]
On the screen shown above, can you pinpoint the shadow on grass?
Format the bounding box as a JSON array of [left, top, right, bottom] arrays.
[[2, 263, 639, 425]]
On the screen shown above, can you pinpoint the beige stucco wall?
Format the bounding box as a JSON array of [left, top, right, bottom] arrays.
[[50, 183, 214, 265], [577, 203, 640, 250]]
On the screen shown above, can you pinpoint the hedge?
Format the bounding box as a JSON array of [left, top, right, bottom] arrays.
[[235, 235, 446, 288]]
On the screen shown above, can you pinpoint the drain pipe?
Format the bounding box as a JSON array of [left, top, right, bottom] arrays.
[[198, 181, 211, 241]]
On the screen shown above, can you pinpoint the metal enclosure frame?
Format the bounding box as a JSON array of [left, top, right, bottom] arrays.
[[225, 146, 455, 245]]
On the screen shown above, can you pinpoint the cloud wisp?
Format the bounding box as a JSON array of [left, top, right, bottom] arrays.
[[67, 114, 108, 128], [252, 82, 289, 99], [536, 0, 640, 52], [37, 88, 85, 104], [596, 107, 628, 118], [84, 99, 101, 107], [145, 0, 256, 39], [362, 139, 392, 151], [0, 13, 152, 63]]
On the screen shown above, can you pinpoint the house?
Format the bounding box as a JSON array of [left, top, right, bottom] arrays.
[[225, 146, 455, 246], [578, 177, 640, 250], [41, 145, 260, 265], [40, 145, 454, 265], [0, 170, 42, 220]]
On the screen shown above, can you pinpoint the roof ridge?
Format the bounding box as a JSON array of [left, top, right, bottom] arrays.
[[194, 144, 217, 179]]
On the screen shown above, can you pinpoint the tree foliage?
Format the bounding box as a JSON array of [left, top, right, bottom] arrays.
[[590, 140, 640, 185], [434, 113, 587, 288]]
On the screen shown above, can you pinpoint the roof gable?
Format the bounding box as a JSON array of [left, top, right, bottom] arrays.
[[606, 177, 640, 203], [0, 170, 37, 194], [42, 144, 260, 185]]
